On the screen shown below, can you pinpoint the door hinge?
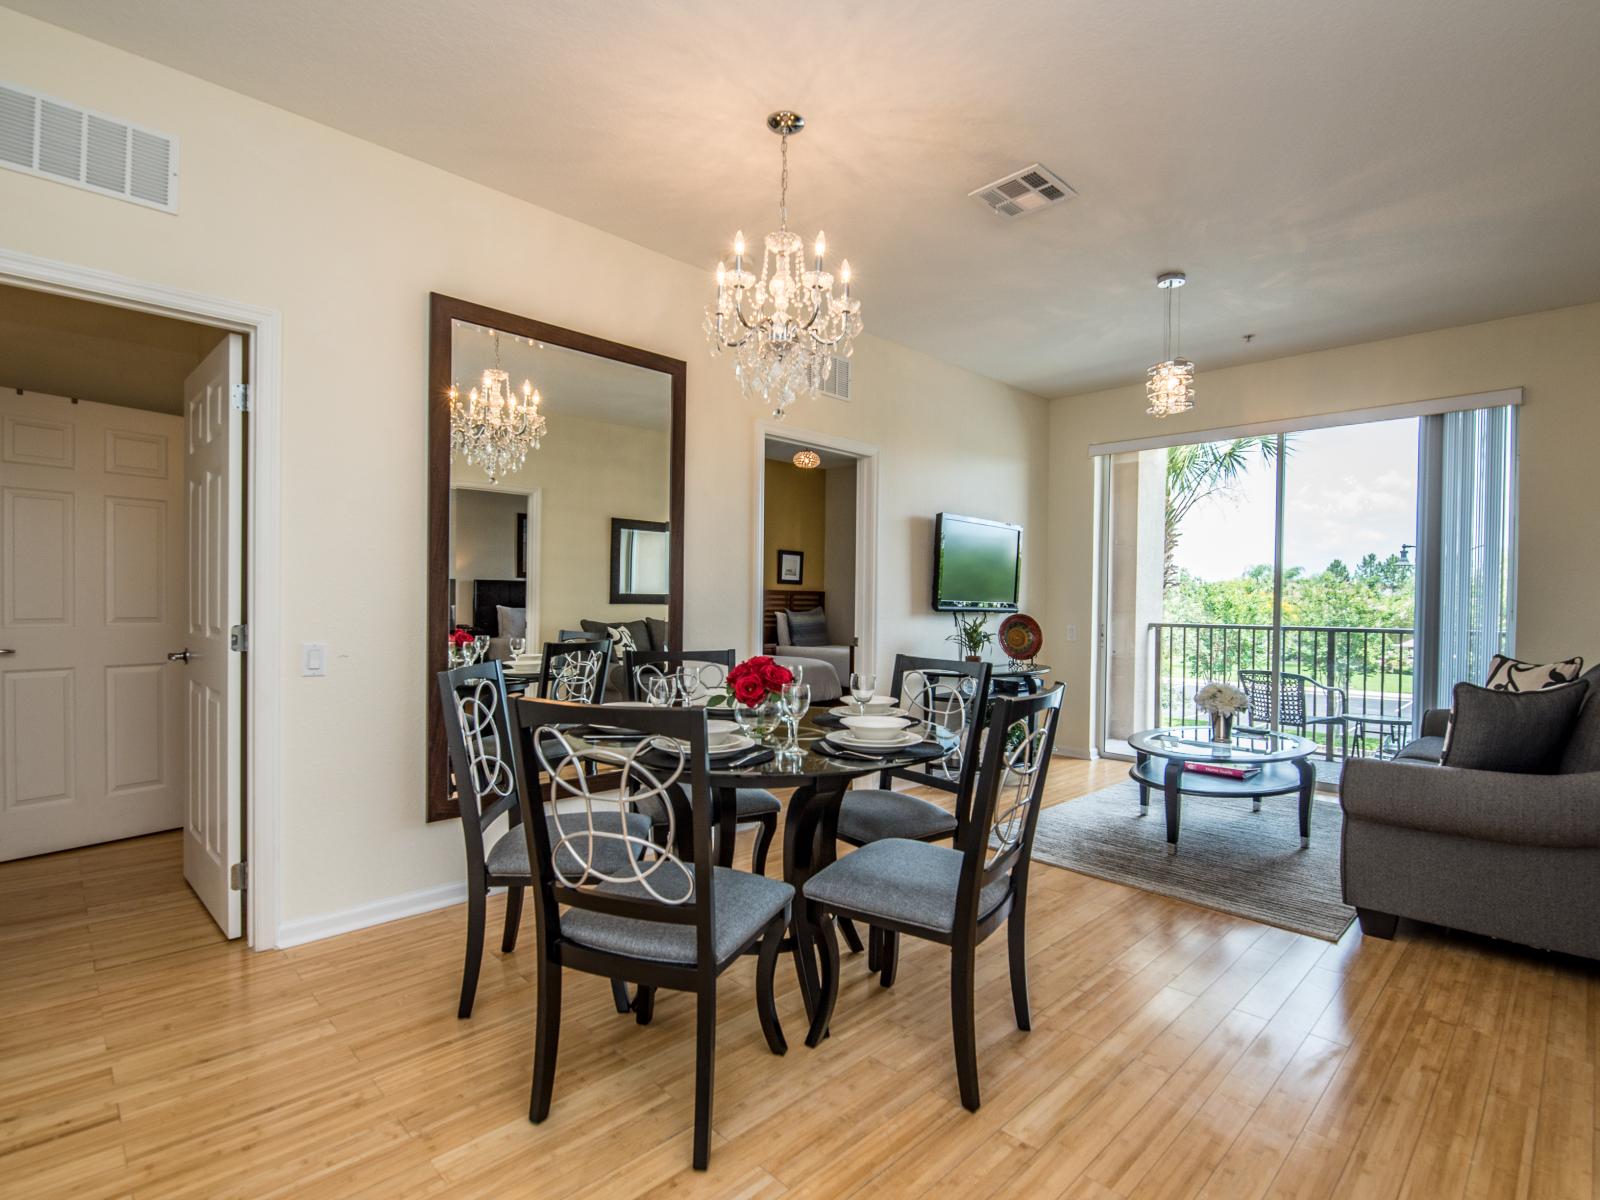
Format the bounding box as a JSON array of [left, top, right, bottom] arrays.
[[230, 624, 249, 652], [231, 383, 250, 412], [230, 861, 248, 890]]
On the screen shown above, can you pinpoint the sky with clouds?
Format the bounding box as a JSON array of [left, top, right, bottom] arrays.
[[1172, 417, 1420, 579]]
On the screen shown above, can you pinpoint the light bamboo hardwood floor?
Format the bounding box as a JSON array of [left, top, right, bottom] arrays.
[[3, 757, 1597, 1199]]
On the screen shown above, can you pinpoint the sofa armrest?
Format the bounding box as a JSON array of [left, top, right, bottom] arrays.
[[1420, 708, 1451, 738], [1341, 758, 1600, 848]]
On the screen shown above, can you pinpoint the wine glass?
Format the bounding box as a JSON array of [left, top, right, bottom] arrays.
[[472, 634, 491, 665], [849, 672, 877, 713], [508, 636, 527, 660], [780, 681, 810, 744]]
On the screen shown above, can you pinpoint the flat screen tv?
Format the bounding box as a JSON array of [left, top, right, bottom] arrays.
[[933, 513, 1021, 612]]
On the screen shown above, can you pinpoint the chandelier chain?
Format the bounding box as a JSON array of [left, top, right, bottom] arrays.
[[779, 132, 789, 232]]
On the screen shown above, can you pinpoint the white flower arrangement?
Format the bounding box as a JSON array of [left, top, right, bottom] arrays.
[[1194, 682, 1248, 717]]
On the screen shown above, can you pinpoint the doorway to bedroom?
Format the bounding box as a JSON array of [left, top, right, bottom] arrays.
[[757, 433, 876, 703]]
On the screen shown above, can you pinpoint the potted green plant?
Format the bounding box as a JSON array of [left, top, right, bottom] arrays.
[[947, 613, 994, 662]]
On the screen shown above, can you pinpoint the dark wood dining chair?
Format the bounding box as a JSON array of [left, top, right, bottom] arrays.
[[622, 648, 782, 875], [801, 685, 1064, 1112], [833, 655, 993, 972], [510, 698, 793, 1170], [537, 638, 612, 703], [436, 660, 647, 1018]]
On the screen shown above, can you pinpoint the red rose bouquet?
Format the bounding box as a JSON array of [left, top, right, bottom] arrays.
[[448, 629, 475, 649], [712, 655, 794, 708]]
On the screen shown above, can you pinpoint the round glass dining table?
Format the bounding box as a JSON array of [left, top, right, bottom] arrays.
[[608, 707, 959, 1017]]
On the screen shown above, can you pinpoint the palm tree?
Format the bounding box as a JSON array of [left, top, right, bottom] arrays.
[[1165, 437, 1280, 587]]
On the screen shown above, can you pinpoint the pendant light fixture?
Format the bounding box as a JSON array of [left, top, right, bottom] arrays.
[[1146, 272, 1195, 418], [705, 111, 863, 419]]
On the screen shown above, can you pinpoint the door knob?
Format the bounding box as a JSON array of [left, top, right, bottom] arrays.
[[167, 649, 192, 663]]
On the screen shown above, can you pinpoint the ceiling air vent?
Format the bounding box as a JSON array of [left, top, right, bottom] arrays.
[[969, 163, 1075, 218], [820, 354, 851, 401], [0, 82, 178, 213]]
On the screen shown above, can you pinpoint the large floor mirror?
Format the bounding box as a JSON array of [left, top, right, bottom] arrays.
[[427, 294, 685, 820]]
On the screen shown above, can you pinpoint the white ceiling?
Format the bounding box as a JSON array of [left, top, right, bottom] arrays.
[[450, 320, 670, 430], [16, 0, 1600, 396]]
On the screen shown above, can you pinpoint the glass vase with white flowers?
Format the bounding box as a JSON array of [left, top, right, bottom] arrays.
[[1194, 682, 1248, 744]]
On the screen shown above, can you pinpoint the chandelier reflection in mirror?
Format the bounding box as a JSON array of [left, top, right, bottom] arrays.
[[449, 328, 547, 482], [705, 111, 863, 419], [1146, 271, 1196, 418]]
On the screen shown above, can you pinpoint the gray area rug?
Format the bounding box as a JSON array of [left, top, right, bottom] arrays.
[[1030, 780, 1355, 941]]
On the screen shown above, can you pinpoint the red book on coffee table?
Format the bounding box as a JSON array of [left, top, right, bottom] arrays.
[[1184, 761, 1261, 780]]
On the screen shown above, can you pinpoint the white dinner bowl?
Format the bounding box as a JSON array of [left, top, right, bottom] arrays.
[[707, 719, 740, 748], [839, 715, 912, 742], [848, 694, 899, 715]]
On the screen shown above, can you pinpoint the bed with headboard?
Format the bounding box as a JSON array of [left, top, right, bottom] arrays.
[[468, 578, 526, 637], [763, 589, 855, 698]]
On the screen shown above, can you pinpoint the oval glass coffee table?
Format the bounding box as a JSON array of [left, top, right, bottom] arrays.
[[1126, 726, 1320, 854]]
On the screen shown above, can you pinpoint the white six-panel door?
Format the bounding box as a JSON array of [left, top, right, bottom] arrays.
[[0, 390, 185, 861], [181, 335, 244, 938]]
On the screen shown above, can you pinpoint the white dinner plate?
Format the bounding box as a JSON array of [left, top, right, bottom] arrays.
[[649, 733, 757, 757], [835, 705, 909, 719], [827, 728, 924, 751]]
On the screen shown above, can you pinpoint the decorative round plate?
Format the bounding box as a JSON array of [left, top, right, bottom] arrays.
[[998, 613, 1043, 661]]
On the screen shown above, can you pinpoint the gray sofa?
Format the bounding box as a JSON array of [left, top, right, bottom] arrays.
[[1340, 666, 1600, 959]]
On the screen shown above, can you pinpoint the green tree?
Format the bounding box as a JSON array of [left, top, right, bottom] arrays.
[[1164, 438, 1280, 587]]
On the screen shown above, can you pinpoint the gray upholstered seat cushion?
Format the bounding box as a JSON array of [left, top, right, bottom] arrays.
[[486, 811, 654, 880], [560, 867, 794, 965], [734, 788, 782, 818], [801, 838, 1010, 933], [837, 789, 957, 844], [1395, 736, 1444, 763]]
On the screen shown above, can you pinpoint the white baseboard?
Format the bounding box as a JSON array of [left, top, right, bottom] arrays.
[[276, 879, 477, 948], [1053, 744, 1096, 760]]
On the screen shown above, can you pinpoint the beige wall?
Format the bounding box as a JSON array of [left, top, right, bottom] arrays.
[[823, 463, 858, 645], [763, 460, 827, 590], [451, 411, 670, 645], [1047, 301, 1600, 756], [0, 11, 1047, 932]]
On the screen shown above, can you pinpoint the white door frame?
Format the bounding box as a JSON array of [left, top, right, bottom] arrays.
[[750, 420, 879, 677], [0, 247, 284, 949]]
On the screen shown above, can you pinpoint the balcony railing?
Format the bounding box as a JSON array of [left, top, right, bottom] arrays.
[[1150, 622, 1415, 760]]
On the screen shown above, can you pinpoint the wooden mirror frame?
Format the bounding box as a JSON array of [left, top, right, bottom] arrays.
[[427, 293, 686, 821]]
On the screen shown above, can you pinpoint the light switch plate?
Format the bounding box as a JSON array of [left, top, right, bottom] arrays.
[[1066, 624, 1078, 642], [302, 642, 328, 677]]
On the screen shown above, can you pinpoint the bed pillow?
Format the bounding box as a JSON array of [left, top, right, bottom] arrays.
[[1483, 654, 1584, 692], [785, 607, 831, 647], [1442, 680, 1589, 774], [496, 605, 527, 640]]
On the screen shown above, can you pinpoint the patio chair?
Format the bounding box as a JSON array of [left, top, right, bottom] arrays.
[[1238, 669, 1348, 760]]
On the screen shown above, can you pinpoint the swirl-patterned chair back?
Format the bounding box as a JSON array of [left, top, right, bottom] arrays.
[[437, 660, 523, 870], [956, 685, 1064, 920], [538, 638, 613, 704], [626, 648, 734, 706], [510, 698, 721, 951], [886, 655, 994, 800]]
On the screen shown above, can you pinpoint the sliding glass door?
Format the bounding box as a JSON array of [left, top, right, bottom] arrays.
[[1098, 403, 1516, 788]]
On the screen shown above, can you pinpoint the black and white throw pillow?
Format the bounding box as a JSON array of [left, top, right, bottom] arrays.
[[607, 624, 637, 652], [1483, 654, 1583, 693]]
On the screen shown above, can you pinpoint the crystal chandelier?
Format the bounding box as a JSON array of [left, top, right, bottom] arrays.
[[791, 448, 821, 469], [449, 331, 547, 482], [1146, 272, 1196, 418], [705, 111, 863, 419]]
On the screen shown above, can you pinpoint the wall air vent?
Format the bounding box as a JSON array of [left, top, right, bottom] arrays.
[[969, 163, 1075, 218], [820, 354, 851, 401], [0, 82, 178, 213]]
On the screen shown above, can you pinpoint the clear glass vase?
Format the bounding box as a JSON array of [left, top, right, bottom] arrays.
[[734, 697, 783, 746]]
